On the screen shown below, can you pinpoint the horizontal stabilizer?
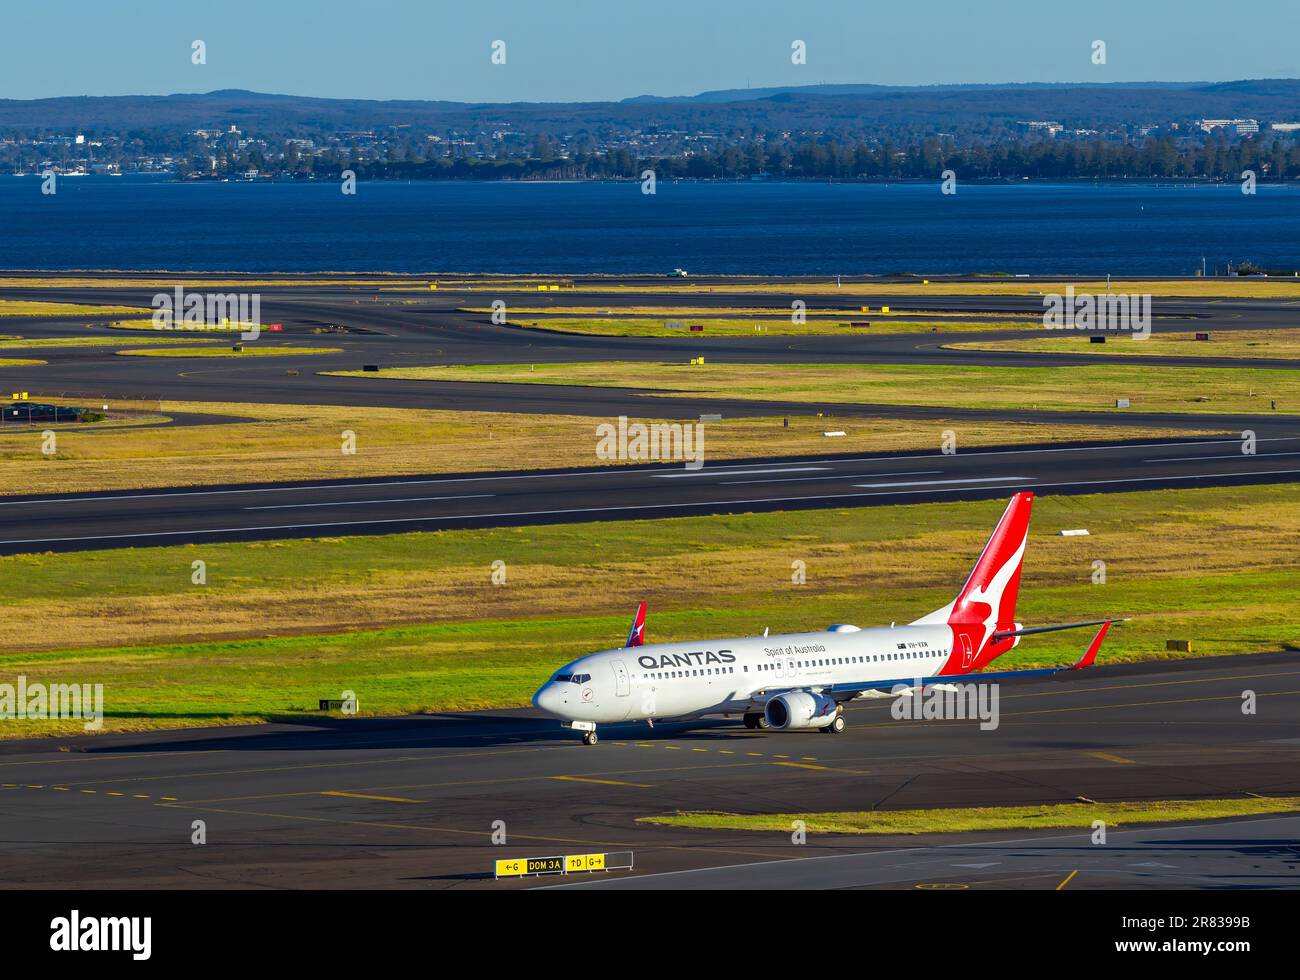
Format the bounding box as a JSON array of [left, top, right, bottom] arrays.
[[992, 618, 1128, 642]]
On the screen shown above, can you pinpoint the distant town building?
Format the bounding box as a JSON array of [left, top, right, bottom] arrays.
[[1021, 121, 1063, 136], [1198, 118, 1259, 134]]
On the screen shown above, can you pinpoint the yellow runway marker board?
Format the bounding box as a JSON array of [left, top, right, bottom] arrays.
[[495, 855, 565, 878], [495, 851, 633, 879], [565, 853, 606, 873]]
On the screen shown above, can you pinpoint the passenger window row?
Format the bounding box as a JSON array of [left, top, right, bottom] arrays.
[[636, 647, 953, 683]]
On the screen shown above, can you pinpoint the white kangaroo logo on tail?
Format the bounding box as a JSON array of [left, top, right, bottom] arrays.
[[963, 536, 1026, 653]]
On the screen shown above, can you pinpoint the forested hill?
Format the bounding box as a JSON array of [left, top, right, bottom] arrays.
[[5, 79, 1300, 135]]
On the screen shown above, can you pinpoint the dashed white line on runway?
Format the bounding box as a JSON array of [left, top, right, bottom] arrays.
[[724, 470, 942, 486], [852, 476, 1036, 489], [246, 494, 495, 511], [1144, 451, 1300, 463], [652, 467, 830, 479]]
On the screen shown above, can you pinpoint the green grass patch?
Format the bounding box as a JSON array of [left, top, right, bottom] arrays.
[[0, 484, 1296, 736], [640, 797, 1300, 835], [327, 360, 1300, 416]]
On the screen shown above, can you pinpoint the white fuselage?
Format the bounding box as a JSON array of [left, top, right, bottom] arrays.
[[532, 624, 960, 725]]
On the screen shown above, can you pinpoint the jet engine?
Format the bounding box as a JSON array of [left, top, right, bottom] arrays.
[[764, 691, 837, 730]]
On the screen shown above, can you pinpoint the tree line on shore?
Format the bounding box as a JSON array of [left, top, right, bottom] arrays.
[[243, 135, 1300, 182]]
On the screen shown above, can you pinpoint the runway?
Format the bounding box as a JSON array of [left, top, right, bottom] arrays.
[[1, 651, 1296, 890], [3, 434, 1300, 553]]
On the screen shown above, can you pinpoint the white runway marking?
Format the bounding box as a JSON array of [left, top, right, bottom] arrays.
[[852, 476, 1035, 489], [245, 494, 495, 511], [1144, 451, 1300, 463], [723, 470, 942, 486], [652, 467, 830, 479]]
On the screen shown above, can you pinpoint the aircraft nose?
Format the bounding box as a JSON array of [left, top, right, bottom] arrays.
[[532, 682, 563, 715]]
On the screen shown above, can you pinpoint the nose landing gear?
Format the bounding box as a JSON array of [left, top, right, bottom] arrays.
[[561, 720, 599, 745]]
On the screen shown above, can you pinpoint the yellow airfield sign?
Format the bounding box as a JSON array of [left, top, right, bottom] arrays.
[[494, 850, 632, 879]]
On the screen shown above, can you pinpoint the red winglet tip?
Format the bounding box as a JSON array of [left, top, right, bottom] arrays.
[[1071, 621, 1112, 670], [625, 601, 647, 648]]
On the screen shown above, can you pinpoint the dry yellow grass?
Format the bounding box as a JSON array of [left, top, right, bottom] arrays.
[[6, 276, 1294, 299], [0, 300, 145, 316], [0, 397, 1201, 496], [0, 335, 218, 349], [116, 345, 342, 358], [0, 277, 424, 290], [947, 329, 1300, 360], [467, 305, 1037, 319], [552, 279, 1300, 299], [504, 317, 1029, 338]]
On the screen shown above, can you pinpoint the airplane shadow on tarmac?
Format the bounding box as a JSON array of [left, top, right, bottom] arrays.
[[71, 710, 751, 755]]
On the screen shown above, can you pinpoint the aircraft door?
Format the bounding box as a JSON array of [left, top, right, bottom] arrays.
[[611, 659, 630, 697], [960, 633, 974, 669]]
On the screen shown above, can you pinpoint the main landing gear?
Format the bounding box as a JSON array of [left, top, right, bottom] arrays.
[[582, 730, 599, 746], [742, 712, 769, 730], [820, 712, 846, 735]]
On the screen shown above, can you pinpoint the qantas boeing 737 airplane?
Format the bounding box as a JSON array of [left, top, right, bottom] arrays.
[[533, 492, 1125, 744]]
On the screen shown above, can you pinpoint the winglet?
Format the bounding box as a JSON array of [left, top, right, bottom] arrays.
[[625, 601, 646, 648], [1069, 621, 1113, 670]]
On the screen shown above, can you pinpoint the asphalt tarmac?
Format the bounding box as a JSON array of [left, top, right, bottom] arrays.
[[2, 434, 1299, 553], [1, 278, 1298, 415], [1, 651, 1295, 890]]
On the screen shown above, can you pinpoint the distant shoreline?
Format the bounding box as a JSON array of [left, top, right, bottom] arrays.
[[2, 173, 1294, 188]]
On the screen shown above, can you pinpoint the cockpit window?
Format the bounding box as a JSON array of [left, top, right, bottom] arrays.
[[554, 673, 574, 683], [554, 673, 591, 684]]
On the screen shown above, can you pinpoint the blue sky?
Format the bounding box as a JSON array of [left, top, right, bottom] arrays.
[[2, 0, 1298, 102]]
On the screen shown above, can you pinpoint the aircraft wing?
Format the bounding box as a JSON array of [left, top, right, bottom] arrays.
[[749, 619, 1120, 705]]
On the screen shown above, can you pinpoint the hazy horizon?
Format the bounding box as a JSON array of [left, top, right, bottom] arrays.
[[1, 0, 1297, 103], [7, 78, 1300, 107]]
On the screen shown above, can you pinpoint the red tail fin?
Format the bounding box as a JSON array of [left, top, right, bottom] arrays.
[[625, 601, 646, 648], [914, 493, 1034, 669]]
